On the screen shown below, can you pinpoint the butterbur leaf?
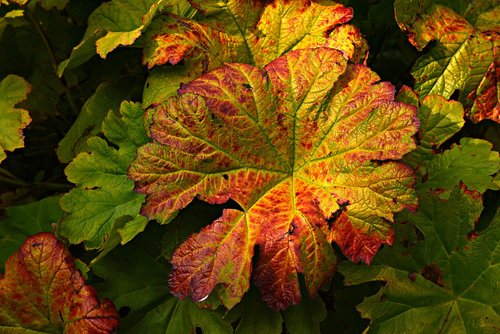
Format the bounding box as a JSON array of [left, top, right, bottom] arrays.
[[130, 47, 419, 310], [0, 232, 119, 333], [60, 102, 149, 251], [394, 1, 499, 123], [419, 138, 500, 193], [339, 189, 500, 333], [143, 0, 368, 70], [0, 75, 31, 163]]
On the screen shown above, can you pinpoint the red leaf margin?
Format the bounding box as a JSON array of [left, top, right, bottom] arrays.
[[0, 232, 119, 334]]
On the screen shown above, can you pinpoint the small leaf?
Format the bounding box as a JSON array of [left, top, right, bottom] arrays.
[[419, 138, 500, 193], [398, 90, 465, 169], [0, 232, 119, 333], [58, 0, 170, 75], [59, 101, 149, 251], [130, 47, 419, 310], [0, 75, 31, 163]]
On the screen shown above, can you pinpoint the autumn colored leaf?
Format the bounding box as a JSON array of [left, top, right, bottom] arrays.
[[143, 0, 368, 71], [339, 187, 500, 333], [57, 0, 194, 75], [0, 232, 119, 333], [0, 75, 31, 163], [129, 47, 419, 310], [394, 1, 499, 123], [59, 102, 149, 252]]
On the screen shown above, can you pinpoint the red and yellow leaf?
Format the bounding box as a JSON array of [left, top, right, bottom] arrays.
[[143, 0, 367, 71], [130, 47, 418, 310], [0, 233, 119, 333]]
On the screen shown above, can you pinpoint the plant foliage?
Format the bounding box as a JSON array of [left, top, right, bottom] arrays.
[[0, 0, 498, 333]]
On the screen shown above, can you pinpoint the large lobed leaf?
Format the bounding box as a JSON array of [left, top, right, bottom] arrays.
[[130, 47, 419, 310], [0, 75, 31, 163], [0, 233, 119, 333], [144, 0, 367, 68], [339, 187, 500, 333], [394, 0, 499, 123], [59, 102, 149, 253], [141, 0, 368, 107]]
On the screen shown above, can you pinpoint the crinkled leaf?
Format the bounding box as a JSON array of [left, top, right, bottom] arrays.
[[56, 78, 143, 163], [0, 75, 31, 163], [339, 198, 500, 334], [0, 196, 63, 271], [130, 47, 419, 310], [0, 232, 119, 333], [143, 0, 368, 70], [395, 1, 499, 123], [59, 101, 149, 251], [92, 233, 232, 334], [396, 88, 465, 169], [419, 138, 500, 193]]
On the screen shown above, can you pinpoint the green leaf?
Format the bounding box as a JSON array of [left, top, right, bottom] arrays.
[[283, 287, 327, 334], [419, 138, 500, 193], [397, 89, 465, 169], [394, 1, 499, 123], [226, 286, 282, 334], [92, 231, 232, 334], [0, 75, 31, 163], [340, 190, 500, 333], [130, 47, 418, 310], [0, 196, 63, 272], [58, 0, 170, 75], [56, 78, 142, 163], [59, 101, 149, 251], [0, 233, 119, 333]]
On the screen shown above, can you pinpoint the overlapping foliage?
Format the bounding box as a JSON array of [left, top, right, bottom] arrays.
[[0, 0, 498, 333]]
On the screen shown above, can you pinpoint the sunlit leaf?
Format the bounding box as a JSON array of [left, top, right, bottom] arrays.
[[394, 1, 499, 123], [0, 75, 31, 163], [143, 0, 367, 72], [130, 47, 418, 310], [59, 102, 149, 252]]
